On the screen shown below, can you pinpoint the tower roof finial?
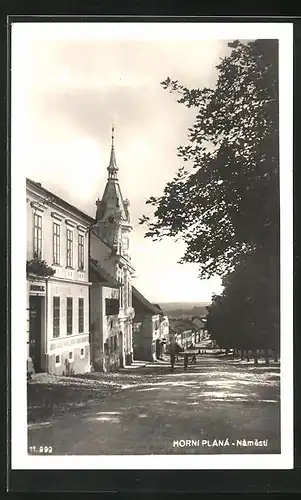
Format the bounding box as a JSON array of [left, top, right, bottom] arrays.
[[108, 123, 118, 179]]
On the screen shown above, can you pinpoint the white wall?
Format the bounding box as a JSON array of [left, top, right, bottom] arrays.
[[47, 281, 89, 343], [26, 182, 91, 374], [152, 314, 161, 341], [101, 285, 119, 344], [160, 316, 169, 340], [27, 186, 90, 284]]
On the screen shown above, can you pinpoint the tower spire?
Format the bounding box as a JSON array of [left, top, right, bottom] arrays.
[[107, 124, 118, 180]]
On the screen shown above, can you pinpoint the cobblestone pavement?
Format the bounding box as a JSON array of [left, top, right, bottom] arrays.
[[28, 355, 280, 455]]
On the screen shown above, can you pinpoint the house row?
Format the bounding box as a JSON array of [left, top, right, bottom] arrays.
[[26, 129, 169, 376], [132, 288, 169, 361], [168, 317, 207, 350]]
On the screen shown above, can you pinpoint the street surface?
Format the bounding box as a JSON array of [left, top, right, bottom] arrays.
[[28, 355, 280, 455]]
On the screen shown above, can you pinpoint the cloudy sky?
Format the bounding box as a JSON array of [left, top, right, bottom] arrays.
[[11, 23, 235, 303]]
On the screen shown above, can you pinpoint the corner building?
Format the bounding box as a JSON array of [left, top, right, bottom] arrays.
[[90, 127, 135, 367], [26, 179, 92, 375]]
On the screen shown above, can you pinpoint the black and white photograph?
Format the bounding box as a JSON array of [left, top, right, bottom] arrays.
[[10, 21, 293, 469]]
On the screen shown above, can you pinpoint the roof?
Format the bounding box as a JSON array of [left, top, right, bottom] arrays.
[[108, 126, 118, 177], [168, 318, 195, 335], [132, 286, 162, 316], [100, 179, 128, 222], [89, 258, 121, 288], [27, 178, 95, 226], [90, 229, 136, 273], [152, 303, 164, 312], [90, 227, 114, 250], [191, 317, 206, 328], [95, 129, 129, 224]]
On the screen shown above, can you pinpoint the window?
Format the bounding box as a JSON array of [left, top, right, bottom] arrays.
[[67, 297, 73, 335], [104, 341, 109, 355], [123, 237, 129, 250], [55, 354, 61, 366], [133, 322, 142, 333], [110, 336, 114, 353], [127, 282, 131, 307], [53, 297, 60, 338], [53, 222, 60, 264], [80, 347, 85, 359], [124, 278, 128, 308], [119, 272, 124, 308], [68, 351, 73, 362], [33, 213, 42, 259], [154, 319, 160, 330], [114, 335, 117, 351], [105, 298, 119, 315], [78, 233, 84, 270], [66, 229, 73, 267], [78, 298, 84, 333]]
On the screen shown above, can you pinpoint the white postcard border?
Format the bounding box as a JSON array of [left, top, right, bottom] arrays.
[[10, 21, 294, 470]]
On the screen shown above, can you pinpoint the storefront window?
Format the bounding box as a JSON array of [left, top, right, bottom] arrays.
[[67, 297, 73, 335], [78, 297, 84, 333], [53, 296, 60, 338]]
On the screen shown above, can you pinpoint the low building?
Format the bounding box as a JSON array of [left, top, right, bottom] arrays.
[[89, 258, 124, 372], [191, 316, 207, 343], [26, 179, 91, 376], [132, 287, 165, 361], [157, 308, 169, 355], [168, 319, 197, 350]]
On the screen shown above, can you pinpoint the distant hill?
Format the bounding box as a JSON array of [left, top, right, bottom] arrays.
[[159, 302, 210, 319]]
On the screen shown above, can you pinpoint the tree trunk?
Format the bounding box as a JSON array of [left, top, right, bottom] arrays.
[[253, 349, 259, 366], [273, 349, 278, 362], [240, 349, 244, 360], [264, 348, 269, 366], [246, 350, 250, 362]]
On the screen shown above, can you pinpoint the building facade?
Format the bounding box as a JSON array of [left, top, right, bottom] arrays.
[[168, 319, 197, 350], [89, 258, 124, 372], [90, 127, 135, 367], [132, 287, 166, 362], [191, 316, 207, 343], [159, 314, 169, 355], [26, 179, 92, 375]]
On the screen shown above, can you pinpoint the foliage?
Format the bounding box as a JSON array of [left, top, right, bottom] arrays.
[[139, 39, 279, 278], [26, 258, 56, 277], [206, 248, 280, 351]]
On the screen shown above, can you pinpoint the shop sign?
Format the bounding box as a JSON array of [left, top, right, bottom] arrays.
[[30, 283, 45, 294]]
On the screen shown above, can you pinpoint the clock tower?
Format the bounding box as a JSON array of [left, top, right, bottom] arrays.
[[92, 127, 135, 366]]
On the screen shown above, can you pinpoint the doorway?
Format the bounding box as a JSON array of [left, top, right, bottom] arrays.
[[119, 331, 124, 368], [29, 296, 43, 373], [156, 339, 162, 360]]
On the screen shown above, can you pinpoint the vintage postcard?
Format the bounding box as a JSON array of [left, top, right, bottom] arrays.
[[10, 21, 293, 470]]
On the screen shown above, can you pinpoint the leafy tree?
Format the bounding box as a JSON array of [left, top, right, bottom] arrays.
[[140, 39, 279, 279], [207, 248, 279, 365]]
